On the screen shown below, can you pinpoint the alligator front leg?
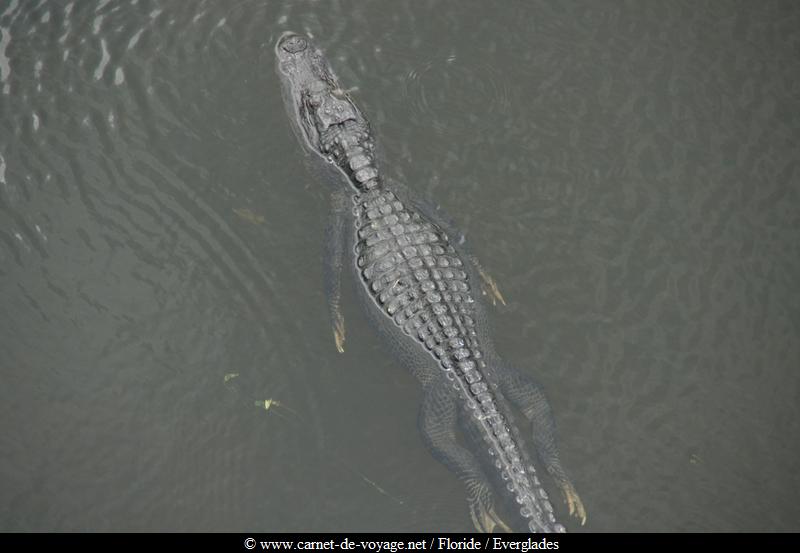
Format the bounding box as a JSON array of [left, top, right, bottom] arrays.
[[500, 369, 586, 525], [395, 184, 506, 306], [323, 188, 349, 353], [419, 378, 511, 533], [421, 203, 505, 306], [468, 254, 506, 306]]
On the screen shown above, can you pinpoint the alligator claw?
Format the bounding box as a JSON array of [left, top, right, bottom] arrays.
[[467, 489, 512, 533], [560, 481, 586, 525], [470, 504, 513, 533], [333, 312, 346, 353]]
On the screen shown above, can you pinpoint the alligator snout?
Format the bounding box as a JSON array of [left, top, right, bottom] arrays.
[[279, 33, 308, 54]]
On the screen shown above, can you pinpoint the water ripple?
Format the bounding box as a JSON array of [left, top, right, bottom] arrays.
[[0, 0, 798, 533], [93, 38, 110, 81], [403, 54, 511, 137], [0, 25, 11, 94]]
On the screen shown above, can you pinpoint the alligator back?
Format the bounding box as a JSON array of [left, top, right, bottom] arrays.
[[351, 185, 560, 532]]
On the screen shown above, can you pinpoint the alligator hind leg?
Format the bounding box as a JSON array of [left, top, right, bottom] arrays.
[[323, 188, 349, 352], [419, 378, 511, 533], [499, 368, 586, 525]]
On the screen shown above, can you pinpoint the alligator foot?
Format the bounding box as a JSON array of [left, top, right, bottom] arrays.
[[476, 265, 506, 306], [333, 310, 346, 353], [559, 480, 586, 525], [324, 187, 348, 353], [469, 502, 513, 533]]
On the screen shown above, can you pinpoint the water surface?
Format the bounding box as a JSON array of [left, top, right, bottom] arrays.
[[1, 0, 799, 532]]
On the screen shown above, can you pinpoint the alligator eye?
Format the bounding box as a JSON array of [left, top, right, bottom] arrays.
[[301, 91, 319, 108]]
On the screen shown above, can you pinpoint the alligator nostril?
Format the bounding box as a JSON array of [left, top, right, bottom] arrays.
[[281, 34, 307, 54]]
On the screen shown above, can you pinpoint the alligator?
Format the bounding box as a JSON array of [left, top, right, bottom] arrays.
[[275, 32, 585, 533]]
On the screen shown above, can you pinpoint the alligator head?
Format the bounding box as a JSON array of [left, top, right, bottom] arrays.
[[275, 32, 373, 173]]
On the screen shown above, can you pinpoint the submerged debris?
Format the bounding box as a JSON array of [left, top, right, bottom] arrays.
[[233, 207, 266, 225]]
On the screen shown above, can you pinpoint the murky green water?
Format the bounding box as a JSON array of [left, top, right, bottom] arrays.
[[1, 0, 798, 532]]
